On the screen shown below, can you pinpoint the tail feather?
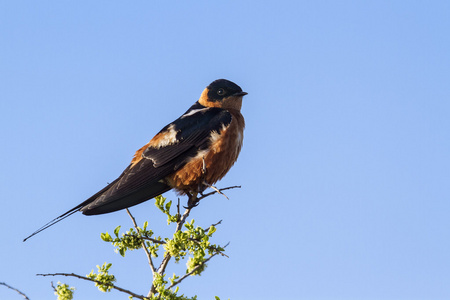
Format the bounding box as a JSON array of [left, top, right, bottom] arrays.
[[23, 179, 171, 241], [23, 178, 121, 242], [23, 202, 86, 242], [81, 181, 171, 215]]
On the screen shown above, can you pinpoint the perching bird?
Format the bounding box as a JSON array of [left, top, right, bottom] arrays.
[[24, 79, 247, 241]]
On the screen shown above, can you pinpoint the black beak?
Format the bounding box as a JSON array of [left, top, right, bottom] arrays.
[[233, 91, 248, 97]]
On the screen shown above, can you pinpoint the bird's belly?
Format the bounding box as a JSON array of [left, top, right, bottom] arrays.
[[165, 123, 243, 194]]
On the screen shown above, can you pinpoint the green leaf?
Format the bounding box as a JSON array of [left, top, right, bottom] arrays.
[[114, 226, 121, 237], [101, 232, 112, 242], [165, 200, 172, 212], [208, 226, 216, 236]]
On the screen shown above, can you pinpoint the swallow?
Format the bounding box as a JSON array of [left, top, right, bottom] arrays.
[[24, 79, 247, 241]]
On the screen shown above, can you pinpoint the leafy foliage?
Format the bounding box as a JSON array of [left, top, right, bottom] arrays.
[[101, 221, 158, 257], [155, 195, 179, 224], [54, 282, 75, 300], [86, 263, 116, 292], [49, 191, 236, 300]]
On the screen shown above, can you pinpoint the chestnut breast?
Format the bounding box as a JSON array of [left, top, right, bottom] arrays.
[[165, 109, 245, 194]]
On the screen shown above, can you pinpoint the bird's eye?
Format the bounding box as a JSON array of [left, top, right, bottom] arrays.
[[217, 88, 226, 96]]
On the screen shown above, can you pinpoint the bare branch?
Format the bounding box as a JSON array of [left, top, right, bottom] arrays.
[[177, 198, 181, 221], [139, 236, 166, 244], [126, 208, 156, 274], [37, 273, 146, 300], [202, 182, 230, 199], [205, 220, 223, 232], [197, 185, 241, 201], [124, 232, 165, 244], [0, 282, 30, 300]]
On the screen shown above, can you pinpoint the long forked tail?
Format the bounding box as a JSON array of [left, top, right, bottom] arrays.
[[23, 177, 122, 242], [23, 202, 86, 242]]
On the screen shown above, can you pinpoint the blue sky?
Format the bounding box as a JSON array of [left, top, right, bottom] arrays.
[[1, 1, 450, 299]]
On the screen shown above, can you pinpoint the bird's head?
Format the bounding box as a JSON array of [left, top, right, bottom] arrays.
[[199, 79, 247, 110]]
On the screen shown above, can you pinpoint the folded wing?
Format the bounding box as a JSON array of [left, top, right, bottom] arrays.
[[81, 103, 232, 215]]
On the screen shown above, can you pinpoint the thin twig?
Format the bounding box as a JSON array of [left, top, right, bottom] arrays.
[[0, 282, 30, 300], [205, 220, 223, 232], [177, 198, 181, 221], [140, 236, 166, 244], [202, 182, 229, 199], [123, 233, 166, 244], [198, 185, 241, 201], [37, 273, 146, 299], [126, 209, 156, 274], [187, 238, 229, 258]]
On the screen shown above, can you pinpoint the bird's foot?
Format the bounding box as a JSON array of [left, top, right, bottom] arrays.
[[185, 192, 200, 209]]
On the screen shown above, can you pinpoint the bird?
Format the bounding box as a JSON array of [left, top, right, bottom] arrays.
[[24, 79, 247, 241]]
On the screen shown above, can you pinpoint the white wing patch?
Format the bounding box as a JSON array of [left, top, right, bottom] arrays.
[[209, 123, 228, 145], [181, 108, 209, 118], [155, 124, 178, 148]]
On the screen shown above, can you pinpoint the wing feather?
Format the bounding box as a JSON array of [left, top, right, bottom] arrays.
[[80, 103, 232, 214]]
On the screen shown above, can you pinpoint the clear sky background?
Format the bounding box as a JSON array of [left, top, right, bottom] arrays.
[[1, 1, 450, 300]]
